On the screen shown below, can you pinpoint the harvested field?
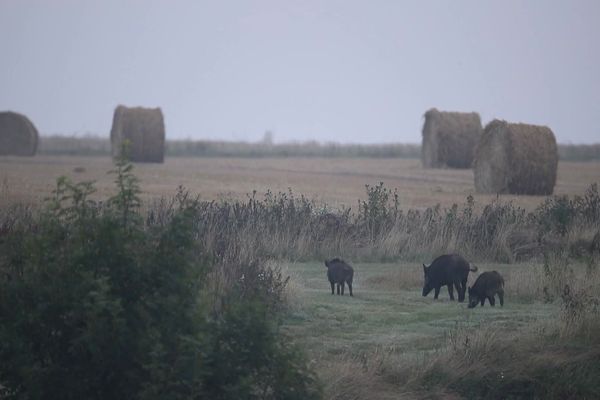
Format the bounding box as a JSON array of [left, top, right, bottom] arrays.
[[1, 156, 598, 210]]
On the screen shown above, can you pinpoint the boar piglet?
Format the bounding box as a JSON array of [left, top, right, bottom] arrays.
[[468, 271, 505, 308]]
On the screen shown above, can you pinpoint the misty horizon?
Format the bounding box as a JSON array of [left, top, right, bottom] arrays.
[[1, 0, 599, 144]]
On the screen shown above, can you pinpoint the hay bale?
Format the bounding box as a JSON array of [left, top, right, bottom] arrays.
[[110, 105, 165, 163], [421, 108, 482, 168], [474, 119, 558, 195], [0, 111, 39, 156]]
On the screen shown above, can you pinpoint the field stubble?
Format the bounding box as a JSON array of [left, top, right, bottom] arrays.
[[1, 156, 599, 211]]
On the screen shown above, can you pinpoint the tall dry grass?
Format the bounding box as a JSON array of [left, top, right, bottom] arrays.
[[3, 181, 600, 269]]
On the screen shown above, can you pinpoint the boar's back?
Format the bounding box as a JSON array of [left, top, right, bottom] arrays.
[[426, 254, 471, 285], [326, 258, 354, 282], [471, 271, 504, 294]]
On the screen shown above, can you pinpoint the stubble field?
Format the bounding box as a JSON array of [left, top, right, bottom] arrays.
[[1, 155, 599, 211]]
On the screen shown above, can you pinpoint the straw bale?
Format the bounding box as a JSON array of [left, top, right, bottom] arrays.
[[0, 111, 39, 156], [474, 119, 558, 195], [421, 108, 482, 168], [110, 105, 165, 163]]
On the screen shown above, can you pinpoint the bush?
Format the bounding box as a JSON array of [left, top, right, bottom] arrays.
[[203, 297, 320, 399], [357, 182, 399, 243], [0, 155, 320, 399]]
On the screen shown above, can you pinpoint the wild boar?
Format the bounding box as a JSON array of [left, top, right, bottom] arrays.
[[325, 258, 354, 296], [468, 271, 504, 308], [422, 254, 477, 302]]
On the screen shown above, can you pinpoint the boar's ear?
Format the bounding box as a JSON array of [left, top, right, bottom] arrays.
[[324, 260, 329, 267], [422, 263, 428, 273]]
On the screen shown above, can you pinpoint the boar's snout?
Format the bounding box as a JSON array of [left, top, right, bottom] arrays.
[[422, 268, 432, 297], [422, 285, 432, 297], [467, 287, 478, 308]]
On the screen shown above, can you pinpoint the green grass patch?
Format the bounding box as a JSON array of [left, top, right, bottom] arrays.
[[282, 261, 565, 399]]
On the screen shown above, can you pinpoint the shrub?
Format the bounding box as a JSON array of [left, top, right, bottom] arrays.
[[202, 296, 320, 400], [357, 182, 399, 243], [0, 155, 320, 399]]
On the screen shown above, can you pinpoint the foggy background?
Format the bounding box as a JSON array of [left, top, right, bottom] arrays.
[[1, 0, 599, 143]]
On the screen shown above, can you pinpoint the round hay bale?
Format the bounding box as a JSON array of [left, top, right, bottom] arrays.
[[110, 105, 165, 163], [421, 108, 482, 169], [474, 119, 558, 195], [0, 111, 39, 156]]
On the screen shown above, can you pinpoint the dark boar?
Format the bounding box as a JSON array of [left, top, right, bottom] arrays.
[[422, 254, 477, 302], [325, 258, 354, 296], [468, 271, 504, 308]]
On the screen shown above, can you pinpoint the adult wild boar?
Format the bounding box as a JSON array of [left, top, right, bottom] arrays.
[[468, 271, 504, 308], [422, 254, 477, 302], [325, 258, 354, 296]]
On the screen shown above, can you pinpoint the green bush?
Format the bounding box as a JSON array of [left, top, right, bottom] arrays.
[[203, 296, 320, 400], [0, 155, 320, 399], [357, 182, 399, 242]]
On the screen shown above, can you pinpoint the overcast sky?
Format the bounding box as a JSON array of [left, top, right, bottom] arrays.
[[1, 0, 599, 143]]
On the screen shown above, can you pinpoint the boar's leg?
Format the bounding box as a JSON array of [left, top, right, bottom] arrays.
[[488, 296, 496, 306], [330, 281, 335, 295], [460, 279, 468, 302], [447, 284, 455, 300], [341, 282, 345, 296], [455, 281, 465, 302], [480, 297, 485, 306], [434, 286, 441, 299], [348, 282, 353, 297], [498, 290, 504, 306]]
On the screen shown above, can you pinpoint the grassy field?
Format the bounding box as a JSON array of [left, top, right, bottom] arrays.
[[1, 154, 599, 398], [283, 261, 549, 356], [1, 155, 599, 210], [281, 260, 594, 399]]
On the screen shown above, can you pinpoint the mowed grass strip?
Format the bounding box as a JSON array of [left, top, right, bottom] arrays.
[[282, 261, 558, 394]]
